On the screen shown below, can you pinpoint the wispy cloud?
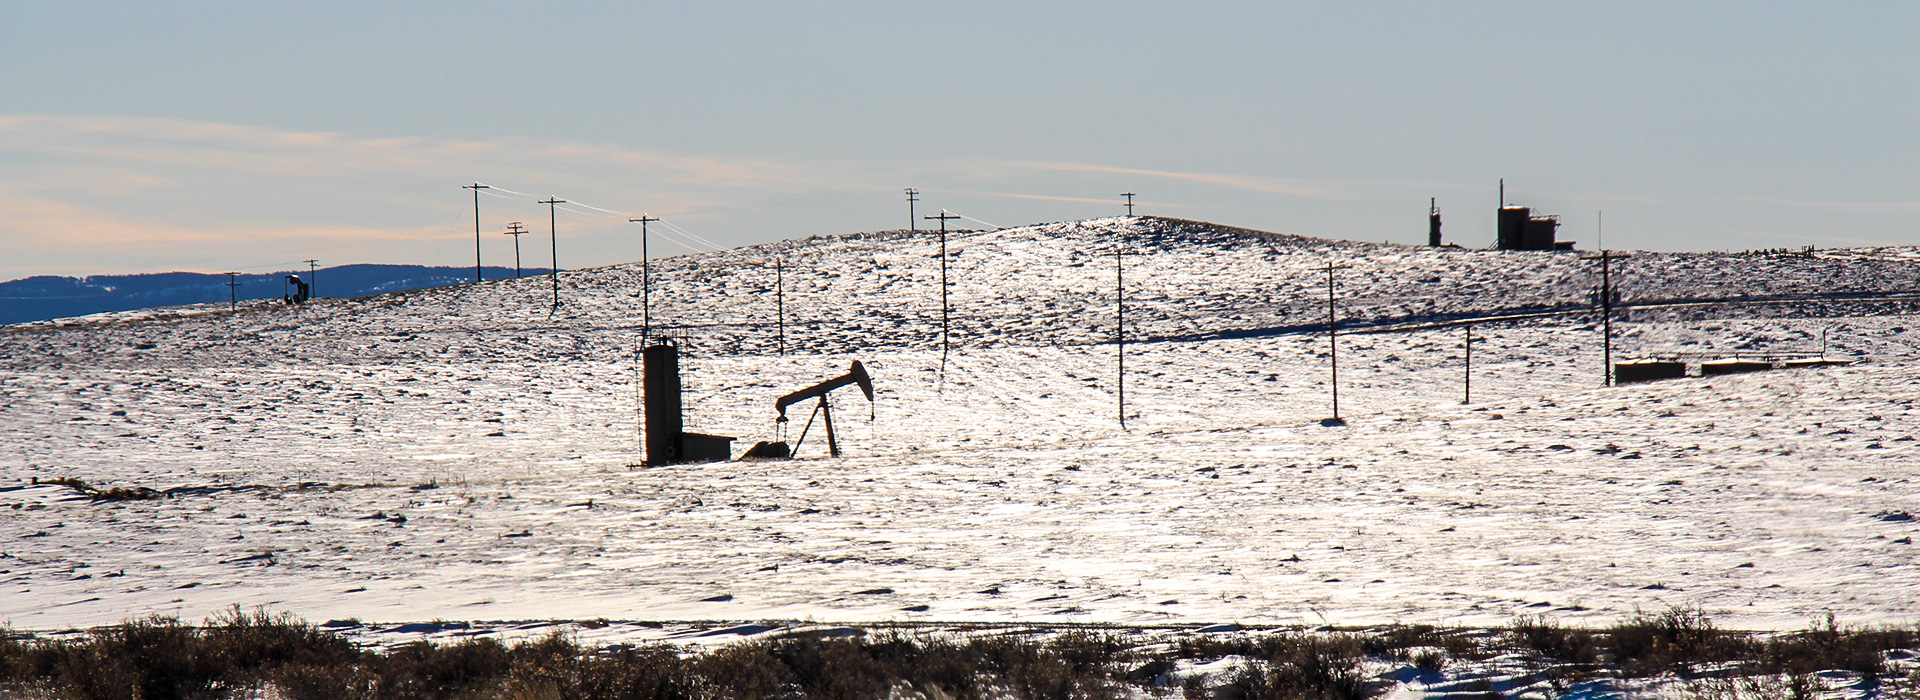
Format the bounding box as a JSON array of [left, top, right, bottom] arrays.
[[0, 115, 826, 187], [0, 114, 884, 277]]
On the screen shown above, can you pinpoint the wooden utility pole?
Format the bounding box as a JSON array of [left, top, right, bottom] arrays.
[[1121, 192, 1137, 217], [463, 183, 490, 283], [539, 197, 565, 309], [303, 259, 318, 298], [905, 188, 920, 232], [224, 272, 240, 310], [1601, 251, 1611, 386], [1582, 250, 1629, 386], [1109, 245, 1136, 428], [630, 215, 660, 343], [1319, 262, 1350, 422], [503, 222, 526, 278], [774, 256, 786, 357], [1463, 323, 1473, 404], [925, 210, 961, 365]]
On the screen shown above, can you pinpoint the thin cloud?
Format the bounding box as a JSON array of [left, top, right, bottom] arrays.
[[0, 114, 844, 189], [0, 187, 463, 277], [1739, 196, 1920, 217]]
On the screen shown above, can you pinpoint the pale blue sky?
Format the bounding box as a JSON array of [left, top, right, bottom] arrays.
[[2, 2, 1914, 278]]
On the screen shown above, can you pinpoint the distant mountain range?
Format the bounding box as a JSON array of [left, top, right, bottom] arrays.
[[0, 264, 555, 326]]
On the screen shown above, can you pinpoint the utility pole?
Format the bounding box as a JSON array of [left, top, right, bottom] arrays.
[[1463, 323, 1473, 404], [224, 272, 240, 311], [905, 188, 920, 232], [303, 259, 318, 298], [503, 222, 526, 278], [1121, 192, 1137, 217], [925, 210, 961, 366], [645, 339, 652, 452], [1319, 262, 1350, 423], [1109, 244, 1135, 428], [1601, 251, 1612, 386], [1582, 250, 1629, 386], [774, 256, 786, 357], [539, 197, 565, 309], [630, 215, 660, 343], [463, 183, 490, 283]]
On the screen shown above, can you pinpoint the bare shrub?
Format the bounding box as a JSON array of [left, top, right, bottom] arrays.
[[1508, 615, 1599, 664], [1213, 632, 1375, 700], [1758, 614, 1916, 679], [1608, 605, 1752, 677]]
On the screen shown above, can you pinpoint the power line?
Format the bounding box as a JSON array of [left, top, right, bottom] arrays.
[[951, 212, 1003, 230]]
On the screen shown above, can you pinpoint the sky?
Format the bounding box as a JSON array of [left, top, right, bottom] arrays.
[[2, 2, 1915, 280]]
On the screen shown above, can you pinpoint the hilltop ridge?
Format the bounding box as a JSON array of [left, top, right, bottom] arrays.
[[7, 216, 1919, 370]]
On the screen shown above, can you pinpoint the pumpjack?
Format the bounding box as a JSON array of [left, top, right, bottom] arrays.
[[741, 361, 875, 459]]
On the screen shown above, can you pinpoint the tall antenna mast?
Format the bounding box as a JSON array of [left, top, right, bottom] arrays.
[[463, 183, 490, 283], [539, 197, 565, 309], [630, 215, 660, 343]]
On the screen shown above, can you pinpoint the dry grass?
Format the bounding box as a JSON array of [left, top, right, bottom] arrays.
[[2, 608, 1918, 699], [34, 476, 163, 502]]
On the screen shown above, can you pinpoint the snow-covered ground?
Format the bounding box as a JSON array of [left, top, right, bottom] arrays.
[[4, 217, 1917, 637]]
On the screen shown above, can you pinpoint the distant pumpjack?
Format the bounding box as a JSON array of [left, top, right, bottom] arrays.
[[284, 275, 311, 304]]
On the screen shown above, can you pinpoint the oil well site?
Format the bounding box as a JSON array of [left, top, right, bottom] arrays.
[[5, 213, 1920, 697]]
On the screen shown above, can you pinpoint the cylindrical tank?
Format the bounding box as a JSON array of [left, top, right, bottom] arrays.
[[1498, 206, 1531, 250], [1525, 216, 1559, 251], [643, 341, 684, 466]]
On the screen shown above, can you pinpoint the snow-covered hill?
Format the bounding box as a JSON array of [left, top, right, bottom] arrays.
[[3, 216, 1918, 633]]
